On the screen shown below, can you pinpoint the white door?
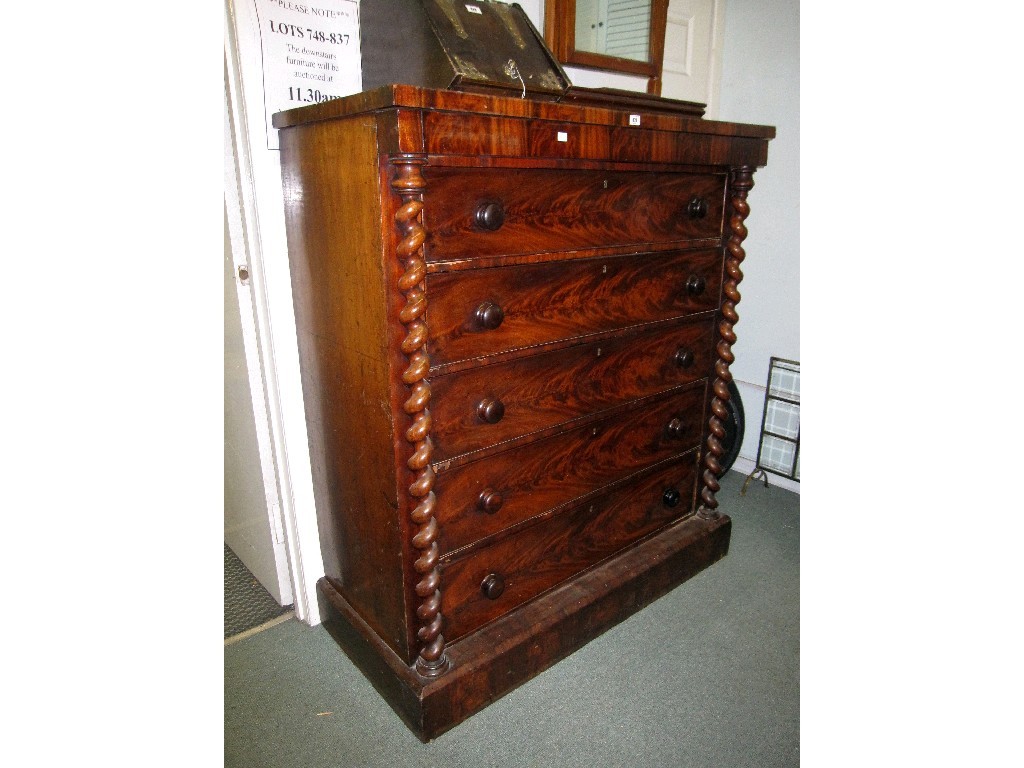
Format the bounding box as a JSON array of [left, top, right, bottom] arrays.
[[660, 0, 724, 117], [224, 100, 293, 606], [223, 223, 292, 606]]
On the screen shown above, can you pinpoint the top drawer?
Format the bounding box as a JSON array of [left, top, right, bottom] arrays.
[[421, 168, 725, 262]]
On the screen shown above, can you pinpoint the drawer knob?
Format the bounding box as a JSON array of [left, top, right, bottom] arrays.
[[674, 348, 694, 368], [666, 417, 686, 439], [687, 197, 709, 219], [481, 573, 505, 600], [477, 397, 505, 424], [477, 488, 504, 514], [474, 201, 505, 231], [474, 301, 505, 330], [662, 488, 682, 508], [686, 275, 707, 296]]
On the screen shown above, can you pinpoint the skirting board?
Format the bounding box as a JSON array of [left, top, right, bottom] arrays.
[[319, 511, 732, 741]]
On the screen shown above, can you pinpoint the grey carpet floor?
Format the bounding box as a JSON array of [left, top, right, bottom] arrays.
[[224, 470, 799, 767], [225, 544, 292, 639]]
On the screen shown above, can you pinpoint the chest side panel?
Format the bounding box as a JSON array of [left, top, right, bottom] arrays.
[[279, 116, 410, 658]]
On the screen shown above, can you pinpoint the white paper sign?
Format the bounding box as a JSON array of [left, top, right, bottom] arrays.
[[252, 0, 362, 149]]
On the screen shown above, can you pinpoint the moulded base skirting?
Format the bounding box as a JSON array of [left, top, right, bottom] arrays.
[[318, 511, 732, 741]]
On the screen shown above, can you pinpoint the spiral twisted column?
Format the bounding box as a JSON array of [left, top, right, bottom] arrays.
[[390, 155, 449, 678], [699, 166, 755, 519]]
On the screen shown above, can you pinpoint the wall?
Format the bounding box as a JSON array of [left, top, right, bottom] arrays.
[[716, 0, 800, 489]]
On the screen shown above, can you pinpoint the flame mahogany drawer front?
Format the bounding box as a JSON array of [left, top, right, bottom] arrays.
[[274, 84, 773, 740], [439, 452, 701, 643], [429, 318, 717, 461], [422, 167, 725, 262], [426, 249, 723, 367], [434, 382, 707, 557]]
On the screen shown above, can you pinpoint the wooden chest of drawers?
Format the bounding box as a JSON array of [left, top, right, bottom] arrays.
[[273, 84, 773, 740]]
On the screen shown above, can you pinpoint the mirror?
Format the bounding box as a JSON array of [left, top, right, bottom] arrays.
[[575, 0, 651, 63], [545, 0, 668, 94]]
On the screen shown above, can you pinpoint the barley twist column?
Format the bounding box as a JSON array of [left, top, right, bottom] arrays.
[[391, 154, 449, 677], [699, 166, 755, 519]]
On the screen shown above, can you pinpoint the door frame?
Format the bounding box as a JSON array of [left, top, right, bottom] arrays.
[[224, 0, 324, 624]]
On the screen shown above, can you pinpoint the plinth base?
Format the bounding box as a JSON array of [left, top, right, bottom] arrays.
[[319, 511, 731, 741]]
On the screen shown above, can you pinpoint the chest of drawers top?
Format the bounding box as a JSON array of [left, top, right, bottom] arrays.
[[273, 83, 774, 164], [274, 84, 774, 741]]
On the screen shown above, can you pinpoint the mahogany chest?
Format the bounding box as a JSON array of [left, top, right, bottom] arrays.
[[273, 84, 774, 740]]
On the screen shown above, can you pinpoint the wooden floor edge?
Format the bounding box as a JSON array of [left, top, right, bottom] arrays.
[[319, 512, 732, 741]]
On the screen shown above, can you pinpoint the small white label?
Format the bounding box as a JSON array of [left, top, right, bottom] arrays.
[[629, 114, 641, 126], [465, 4, 482, 13], [557, 131, 568, 142]]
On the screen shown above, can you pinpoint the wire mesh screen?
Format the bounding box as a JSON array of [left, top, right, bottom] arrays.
[[752, 357, 800, 482]]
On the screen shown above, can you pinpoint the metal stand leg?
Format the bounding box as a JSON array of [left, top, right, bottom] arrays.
[[741, 468, 769, 496]]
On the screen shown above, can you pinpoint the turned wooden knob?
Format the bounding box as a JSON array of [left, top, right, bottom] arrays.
[[685, 275, 707, 296], [666, 417, 685, 439], [477, 488, 504, 514], [662, 488, 681, 508], [687, 197, 709, 219], [481, 573, 505, 599], [474, 301, 505, 330], [477, 397, 505, 424], [474, 201, 505, 231], [674, 348, 694, 368]]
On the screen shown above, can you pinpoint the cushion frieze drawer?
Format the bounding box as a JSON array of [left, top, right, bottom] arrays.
[[422, 168, 725, 262], [439, 452, 700, 643], [434, 382, 707, 556], [427, 249, 723, 367], [429, 318, 717, 461]]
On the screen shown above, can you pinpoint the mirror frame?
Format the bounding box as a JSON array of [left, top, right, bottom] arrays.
[[544, 0, 669, 95]]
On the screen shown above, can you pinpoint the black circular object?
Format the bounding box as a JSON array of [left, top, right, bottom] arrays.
[[718, 379, 745, 476]]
